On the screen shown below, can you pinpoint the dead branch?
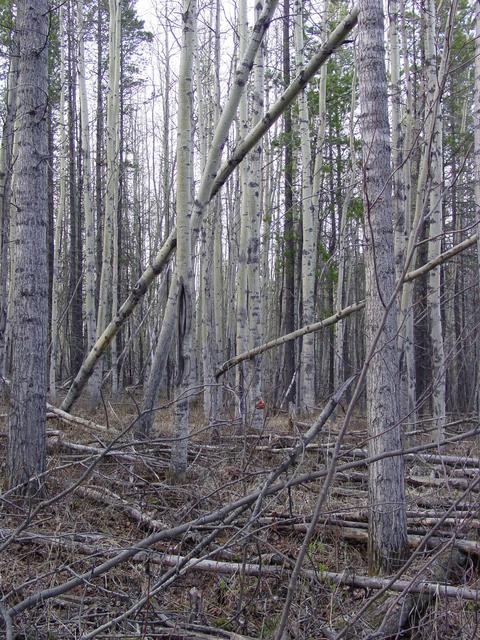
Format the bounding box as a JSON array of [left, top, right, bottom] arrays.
[[146, 553, 479, 601]]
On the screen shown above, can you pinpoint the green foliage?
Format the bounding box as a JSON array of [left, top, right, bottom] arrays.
[[347, 197, 364, 221], [317, 243, 338, 284], [260, 615, 280, 638], [214, 617, 234, 631]]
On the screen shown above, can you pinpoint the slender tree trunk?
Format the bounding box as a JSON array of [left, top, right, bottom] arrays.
[[295, 0, 315, 414], [334, 69, 356, 391], [358, 0, 408, 574], [89, 0, 121, 403], [282, 0, 296, 406], [425, 0, 446, 441], [171, 0, 197, 478], [0, 33, 18, 381], [398, 0, 416, 430], [78, 0, 96, 355], [246, 0, 265, 428], [67, 3, 83, 377], [49, 6, 67, 397], [235, 0, 250, 426], [7, 0, 49, 493]]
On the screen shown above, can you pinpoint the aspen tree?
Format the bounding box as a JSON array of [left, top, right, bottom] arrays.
[[294, 0, 316, 413], [49, 6, 67, 397], [235, 0, 250, 426], [398, 0, 416, 428], [357, 0, 408, 573], [246, 0, 265, 428], [7, 0, 49, 492], [399, 0, 456, 435], [236, 0, 264, 428], [425, 0, 446, 441], [78, 0, 97, 356], [282, 0, 296, 406], [0, 31, 18, 379], [170, 0, 197, 477], [89, 0, 121, 402], [67, 2, 83, 376], [334, 68, 356, 392]]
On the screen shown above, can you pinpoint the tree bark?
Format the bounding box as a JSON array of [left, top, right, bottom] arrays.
[[358, 0, 408, 574], [7, 0, 49, 493]]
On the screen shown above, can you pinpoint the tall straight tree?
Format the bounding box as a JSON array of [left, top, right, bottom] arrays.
[[171, 0, 197, 477], [89, 0, 121, 403], [281, 0, 295, 406], [357, 0, 408, 574], [294, 0, 315, 413], [425, 0, 446, 440], [0, 28, 18, 380], [49, 5, 67, 397], [78, 0, 96, 357], [476, 0, 480, 418], [7, 0, 49, 492]]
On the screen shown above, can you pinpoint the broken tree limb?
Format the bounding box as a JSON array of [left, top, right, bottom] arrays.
[[151, 554, 480, 601], [8, 425, 479, 619], [215, 302, 366, 379], [404, 232, 477, 282], [60, 229, 177, 412], [215, 234, 479, 379], [209, 7, 360, 198], [46, 403, 114, 433]]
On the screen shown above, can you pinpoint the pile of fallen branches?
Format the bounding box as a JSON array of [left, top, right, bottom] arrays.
[[0, 385, 479, 639]]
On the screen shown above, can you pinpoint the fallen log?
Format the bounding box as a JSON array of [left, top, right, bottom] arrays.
[[153, 553, 479, 601], [46, 404, 115, 434], [73, 485, 167, 531]]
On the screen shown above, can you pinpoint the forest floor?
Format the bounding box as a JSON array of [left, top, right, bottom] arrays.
[[0, 393, 479, 639]]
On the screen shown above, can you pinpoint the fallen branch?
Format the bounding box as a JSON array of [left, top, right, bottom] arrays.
[[7, 425, 480, 619], [47, 404, 114, 433], [73, 485, 167, 531], [151, 553, 480, 601]]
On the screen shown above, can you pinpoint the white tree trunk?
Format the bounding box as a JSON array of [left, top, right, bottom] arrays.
[[89, 0, 121, 403], [425, 0, 446, 441], [49, 7, 67, 398], [295, 0, 316, 414], [78, 0, 96, 356], [171, 0, 197, 477]]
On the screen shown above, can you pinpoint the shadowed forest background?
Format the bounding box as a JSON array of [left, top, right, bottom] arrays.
[[0, 0, 479, 638]]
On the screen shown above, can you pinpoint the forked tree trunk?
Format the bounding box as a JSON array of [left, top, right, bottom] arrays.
[[357, 0, 408, 574], [7, 0, 49, 493]]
